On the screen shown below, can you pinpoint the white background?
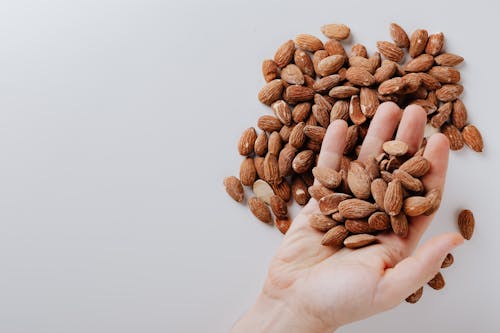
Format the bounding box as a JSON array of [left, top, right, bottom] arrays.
[[0, 0, 498, 332]]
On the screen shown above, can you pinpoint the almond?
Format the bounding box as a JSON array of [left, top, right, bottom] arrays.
[[294, 49, 315, 76], [390, 212, 409, 237], [344, 125, 359, 155], [252, 179, 274, 204], [404, 54, 434, 72], [313, 74, 342, 93], [436, 84, 463, 102], [403, 196, 432, 216], [321, 23, 350, 40], [409, 29, 428, 58], [351, 44, 368, 58], [384, 179, 403, 216], [365, 156, 380, 180], [308, 184, 334, 200], [319, 193, 352, 215], [238, 127, 257, 156], [276, 217, 291, 234], [289, 122, 306, 149], [254, 157, 265, 179], [374, 60, 397, 83], [258, 79, 283, 105], [382, 140, 409, 156], [309, 214, 337, 231], [346, 67, 376, 86], [304, 125, 327, 142], [428, 66, 461, 84], [295, 34, 324, 52], [274, 40, 295, 68], [424, 188, 442, 215], [267, 132, 282, 156], [344, 234, 377, 249], [430, 102, 452, 128], [462, 124, 484, 152], [347, 161, 371, 199], [369, 52, 382, 70], [380, 170, 393, 183], [254, 131, 268, 156], [312, 104, 330, 128], [284, 85, 315, 104], [324, 38, 347, 56], [321, 225, 349, 247], [370, 178, 387, 209], [441, 123, 464, 151], [425, 32, 444, 56], [258, 115, 283, 132], [368, 211, 390, 230], [360, 88, 379, 118], [428, 272, 445, 290], [248, 197, 272, 223], [451, 99, 468, 129], [262, 59, 278, 82], [378, 77, 406, 95], [312, 50, 329, 74], [345, 219, 374, 234], [278, 145, 296, 177], [292, 102, 311, 123], [313, 167, 342, 189], [224, 176, 245, 202], [418, 72, 442, 90], [399, 156, 431, 177], [270, 194, 288, 219], [329, 86, 360, 98], [240, 157, 257, 186], [441, 253, 454, 268], [271, 100, 292, 125], [410, 99, 437, 114], [389, 23, 410, 48], [458, 209, 475, 240], [434, 53, 464, 67], [281, 64, 305, 85], [405, 287, 424, 304], [349, 95, 366, 125], [279, 125, 291, 143], [331, 100, 350, 122], [317, 55, 346, 76], [393, 169, 424, 192], [338, 199, 378, 219], [349, 56, 374, 72], [377, 41, 404, 62]]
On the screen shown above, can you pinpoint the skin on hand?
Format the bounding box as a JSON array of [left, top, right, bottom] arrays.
[[231, 102, 464, 333]]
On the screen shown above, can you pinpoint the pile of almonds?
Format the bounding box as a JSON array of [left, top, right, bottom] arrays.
[[224, 23, 480, 303]]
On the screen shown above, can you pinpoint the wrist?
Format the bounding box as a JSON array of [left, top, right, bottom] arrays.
[[231, 291, 337, 333]]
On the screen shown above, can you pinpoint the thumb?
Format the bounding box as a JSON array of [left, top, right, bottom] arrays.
[[374, 232, 464, 310]]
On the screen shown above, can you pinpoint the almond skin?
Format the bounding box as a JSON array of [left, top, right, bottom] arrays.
[[382, 140, 409, 156], [258, 115, 282, 133], [321, 23, 351, 40], [321, 225, 349, 247], [425, 32, 444, 55], [317, 55, 346, 76], [374, 60, 397, 83], [404, 54, 434, 72], [313, 167, 342, 189], [292, 150, 315, 174], [281, 64, 305, 85], [441, 253, 454, 268], [267, 131, 282, 156], [274, 40, 295, 68], [368, 211, 390, 230], [403, 196, 432, 216], [347, 161, 371, 199], [330, 100, 350, 122], [409, 29, 428, 58], [294, 49, 315, 76], [338, 199, 378, 219], [310, 214, 337, 231], [292, 102, 312, 123], [248, 197, 272, 223], [344, 234, 377, 249], [253, 179, 274, 204], [378, 77, 406, 95], [271, 100, 292, 126], [441, 123, 464, 151], [360, 88, 379, 118], [308, 184, 334, 201], [436, 84, 463, 102], [389, 23, 410, 48], [284, 85, 315, 104], [428, 272, 445, 290], [399, 156, 430, 177], [371, 178, 387, 209], [430, 102, 452, 128], [312, 104, 330, 128], [240, 157, 257, 186], [390, 212, 409, 237], [393, 169, 424, 192], [462, 124, 484, 152], [258, 79, 284, 105], [434, 53, 464, 67], [270, 194, 288, 219], [346, 67, 376, 86], [458, 209, 475, 240], [238, 127, 257, 156], [224, 176, 245, 202], [424, 188, 442, 215], [349, 95, 366, 125], [295, 34, 324, 52], [377, 41, 404, 62], [384, 179, 403, 216], [345, 219, 374, 234], [289, 122, 306, 149], [329, 86, 360, 98], [428, 66, 461, 84], [405, 287, 424, 304], [276, 217, 291, 234], [271, 181, 291, 202], [319, 193, 352, 215], [254, 131, 268, 156], [278, 145, 296, 177], [262, 59, 278, 82], [451, 99, 468, 129], [304, 125, 327, 142], [292, 176, 310, 205], [351, 44, 368, 58], [313, 74, 342, 93]]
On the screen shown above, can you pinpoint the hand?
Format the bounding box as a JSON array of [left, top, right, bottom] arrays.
[[231, 102, 464, 333]]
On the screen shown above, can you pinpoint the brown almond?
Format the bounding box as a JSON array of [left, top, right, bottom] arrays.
[[428, 272, 445, 290], [254, 131, 268, 156], [425, 32, 444, 56], [279, 125, 291, 143], [451, 99, 468, 129], [281, 64, 305, 85], [436, 84, 463, 102], [309, 214, 337, 231], [345, 219, 374, 234], [240, 157, 257, 186], [258, 79, 283, 105], [351, 44, 368, 58], [294, 49, 314, 76], [344, 234, 377, 249], [238, 127, 257, 156], [319, 193, 352, 215], [434, 53, 464, 67], [344, 125, 359, 155], [304, 125, 327, 142], [441, 123, 464, 151], [274, 40, 295, 68], [275, 217, 291, 234], [346, 67, 376, 86], [321, 23, 350, 40], [389, 23, 410, 48], [329, 86, 360, 98], [321, 225, 349, 247], [393, 169, 424, 193], [289, 122, 306, 149], [349, 95, 366, 125], [399, 156, 431, 177], [404, 54, 434, 72], [224, 176, 245, 202], [430, 102, 452, 128], [349, 56, 374, 72], [458, 209, 475, 240], [312, 104, 330, 128], [324, 38, 347, 56], [377, 41, 404, 63], [331, 100, 350, 122], [271, 180, 291, 202], [312, 50, 329, 74], [360, 88, 379, 118], [254, 157, 265, 180], [405, 287, 424, 304], [371, 178, 388, 209], [292, 150, 315, 174], [382, 140, 409, 156], [409, 29, 428, 58], [390, 212, 409, 237], [270, 194, 288, 219], [462, 124, 484, 152], [365, 157, 380, 180], [368, 211, 390, 230], [284, 85, 315, 104], [295, 34, 324, 52], [347, 161, 371, 199], [428, 66, 461, 84], [313, 74, 342, 93], [268, 132, 282, 156], [317, 55, 346, 76], [248, 197, 272, 223], [378, 77, 406, 95], [292, 176, 310, 205], [271, 100, 292, 125], [424, 188, 442, 215], [292, 102, 311, 123], [441, 253, 454, 268], [262, 59, 278, 82], [369, 51, 382, 70], [263, 153, 280, 184], [384, 179, 403, 216], [380, 170, 393, 183], [258, 115, 283, 132], [308, 184, 334, 200], [403, 196, 432, 216], [278, 145, 296, 177], [313, 167, 342, 189], [338, 199, 378, 219]]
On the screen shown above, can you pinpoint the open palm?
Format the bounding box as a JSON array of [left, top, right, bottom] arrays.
[[262, 102, 463, 331]]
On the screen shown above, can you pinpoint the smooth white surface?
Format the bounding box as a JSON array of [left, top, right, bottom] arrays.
[[0, 0, 498, 332]]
